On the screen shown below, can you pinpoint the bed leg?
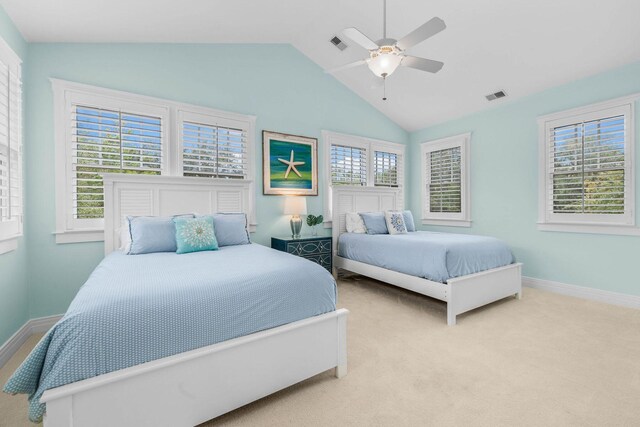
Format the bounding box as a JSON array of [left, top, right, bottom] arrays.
[[332, 266, 338, 280], [335, 309, 348, 378], [516, 290, 522, 300], [447, 307, 457, 326]]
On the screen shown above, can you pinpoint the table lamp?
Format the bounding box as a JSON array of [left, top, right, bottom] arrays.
[[283, 197, 307, 239]]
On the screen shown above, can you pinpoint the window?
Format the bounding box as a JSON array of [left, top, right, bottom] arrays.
[[54, 80, 255, 243], [0, 38, 22, 254], [180, 111, 249, 179], [323, 131, 405, 223], [538, 95, 637, 235], [374, 151, 399, 187], [330, 144, 367, 186], [421, 133, 471, 227], [73, 106, 163, 220]]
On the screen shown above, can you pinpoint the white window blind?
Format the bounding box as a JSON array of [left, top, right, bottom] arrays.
[[549, 115, 626, 215], [330, 144, 367, 185], [72, 106, 162, 219], [0, 51, 22, 234], [374, 151, 399, 187], [421, 133, 470, 227], [427, 146, 462, 213], [182, 121, 247, 178]]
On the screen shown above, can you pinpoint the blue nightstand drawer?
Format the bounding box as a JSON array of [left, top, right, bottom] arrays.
[[271, 236, 332, 273]]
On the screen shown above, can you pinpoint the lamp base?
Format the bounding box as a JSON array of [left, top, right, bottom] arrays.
[[290, 215, 302, 239]]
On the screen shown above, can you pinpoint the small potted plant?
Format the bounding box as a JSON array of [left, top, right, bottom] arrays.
[[306, 214, 324, 236]]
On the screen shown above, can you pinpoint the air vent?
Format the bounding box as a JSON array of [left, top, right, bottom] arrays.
[[330, 36, 348, 51], [486, 90, 507, 101]]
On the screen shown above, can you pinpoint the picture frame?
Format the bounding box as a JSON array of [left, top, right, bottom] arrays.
[[263, 130, 318, 196]]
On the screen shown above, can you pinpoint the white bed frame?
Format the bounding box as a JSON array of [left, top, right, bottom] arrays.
[[41, 174, 348, 427], [332, 186, 521, 326]]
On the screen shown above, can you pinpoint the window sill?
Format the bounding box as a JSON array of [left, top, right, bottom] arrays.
[[0, 236, 20, 255], [54, 229, 104, 244], [537, 223, 640, 236], [422, 219, 471, 228]]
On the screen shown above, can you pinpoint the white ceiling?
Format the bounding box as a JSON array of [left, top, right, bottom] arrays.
[[3, 0, 640, 131]]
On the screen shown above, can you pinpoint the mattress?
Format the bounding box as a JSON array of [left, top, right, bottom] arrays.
[[4, 243, 337, 422], [338, 231, 514, 283]]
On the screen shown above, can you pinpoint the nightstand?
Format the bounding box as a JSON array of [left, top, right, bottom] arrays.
[[271, 236, 332, 273]]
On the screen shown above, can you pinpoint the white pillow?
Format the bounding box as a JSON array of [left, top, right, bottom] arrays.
[[119, 216, 132, 252], [384, 210, 407, 235], [345, 212, 367, 233]]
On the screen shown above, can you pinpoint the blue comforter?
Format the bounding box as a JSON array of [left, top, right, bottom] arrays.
[[4, 243, 336, 422], [338, 231, 514, 283]]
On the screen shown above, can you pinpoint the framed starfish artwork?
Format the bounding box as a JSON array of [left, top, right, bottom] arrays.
[[263, 130, 318, 196]]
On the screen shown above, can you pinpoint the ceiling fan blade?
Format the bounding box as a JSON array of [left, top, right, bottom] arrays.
[[396, 17, 446, 50], [401, 56, 444, 73], [342, 27, 379, 50], [325, 59, 368, 74]]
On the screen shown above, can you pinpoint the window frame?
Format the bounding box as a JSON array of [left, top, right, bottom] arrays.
[[537, 94, 638, 236], [53, 79, 256, 244], [421, 132, 471, 227], [0, 37, 22, 255], [322, 130, 405, 226]]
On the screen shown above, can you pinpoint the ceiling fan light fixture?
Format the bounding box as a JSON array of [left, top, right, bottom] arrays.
[[368, 48, 403, 77]]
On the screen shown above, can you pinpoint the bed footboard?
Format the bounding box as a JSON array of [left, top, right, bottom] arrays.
[[446, 263, 522, 325], [42, 309, 349, 427]]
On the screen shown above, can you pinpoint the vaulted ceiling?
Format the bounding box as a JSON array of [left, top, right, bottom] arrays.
[[3, 0, 640, 131]]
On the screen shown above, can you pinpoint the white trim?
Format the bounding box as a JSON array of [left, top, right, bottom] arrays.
[[53, 230, 104, 244], [421, 219, 472, 227], [421, 132, 471, 226], [537, 222, 640, 236], [0, 236, 19, 254], [41, 309, 348, 427], [537, 93, 638, 233], [0, 314, 63, 369], [52, 79, 257, 243], [523, 276, 640, 309], [322, 130, 406, 226]]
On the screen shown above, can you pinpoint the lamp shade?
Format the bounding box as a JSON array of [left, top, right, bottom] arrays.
[[367, 53, 402, 77], [283, 197, 307, 215]]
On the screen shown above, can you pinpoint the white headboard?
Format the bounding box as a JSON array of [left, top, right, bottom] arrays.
[[103, 174, 253, 255], [331, 186, 400, 256]]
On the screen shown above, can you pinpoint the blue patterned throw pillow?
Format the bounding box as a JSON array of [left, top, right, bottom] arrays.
[[174, 216, 219, 254], [384, 210, 407, 235]]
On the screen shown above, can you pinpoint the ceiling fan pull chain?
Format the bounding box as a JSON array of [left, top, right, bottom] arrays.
[[383, 76, 387, 101]]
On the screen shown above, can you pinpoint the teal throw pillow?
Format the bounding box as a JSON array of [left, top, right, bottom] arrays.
[[174, 216, 218, 254]]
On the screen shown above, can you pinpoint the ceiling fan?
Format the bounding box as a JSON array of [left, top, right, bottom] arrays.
[[327, 0, 446, 99]]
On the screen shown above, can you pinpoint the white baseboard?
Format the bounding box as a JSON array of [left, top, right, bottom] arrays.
[[0, 314, 63, 369], [523, 276, 640, 309]]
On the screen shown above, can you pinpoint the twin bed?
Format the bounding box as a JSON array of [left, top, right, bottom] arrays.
[[4, 177, 521, 426], [331, 186, 522, 326]]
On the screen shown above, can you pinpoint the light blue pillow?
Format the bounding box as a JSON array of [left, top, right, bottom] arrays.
[[212, 213, 251, 246], [359, 212, 389, 235], [127, 215, 194, 255], [174, 216, 218, 254], [402, 210, 416, 232]]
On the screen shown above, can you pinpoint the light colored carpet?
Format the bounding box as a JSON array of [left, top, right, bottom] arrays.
[[2, 276, 639, 426]]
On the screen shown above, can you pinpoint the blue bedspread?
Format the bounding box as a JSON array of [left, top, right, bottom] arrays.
[[338, 231, 514, 283], [4, 244, 336, 422]]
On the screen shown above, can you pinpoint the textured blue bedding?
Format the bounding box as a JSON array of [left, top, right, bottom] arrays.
[[338, 231, 514, 283], [4, 244, 336, 422]]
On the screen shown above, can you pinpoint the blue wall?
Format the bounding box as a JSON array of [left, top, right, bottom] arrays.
[[24, 43, 409, 318], [0, 6, 29, 345], [409, 61, 640, 296]]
